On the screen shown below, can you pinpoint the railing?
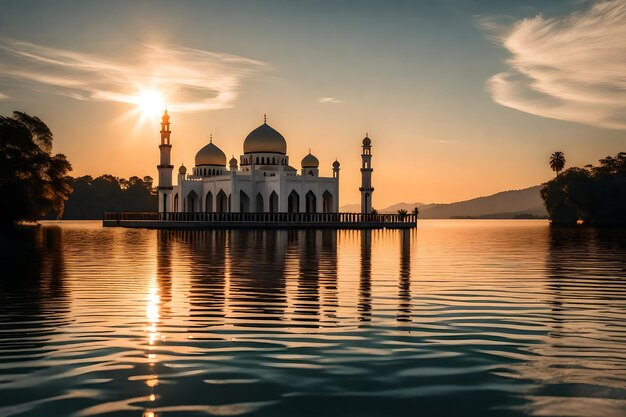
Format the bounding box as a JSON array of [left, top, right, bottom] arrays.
[[103, 211, 417, 224]]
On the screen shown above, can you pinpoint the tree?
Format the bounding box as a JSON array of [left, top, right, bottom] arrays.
[[541, 152, 626, 225], [58, 174, 157, 219], [0, 111, 72, 227], [550, 151, 566, 177], [412, 206, 419, 217], [397, 208, 408, 220]]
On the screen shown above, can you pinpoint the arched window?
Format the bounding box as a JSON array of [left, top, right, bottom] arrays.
[[256, 193, 264, 213], [240, 190, 250, 213], [216, 190, 227, 213], [173, 193, 179, 212], [323, 191, 333, 213], [187, 190, 199, 213], [205, 191, 213, 212], [269, 191, 279, 213], [288, 190, 300, 213], [306, 191, 316, 213]]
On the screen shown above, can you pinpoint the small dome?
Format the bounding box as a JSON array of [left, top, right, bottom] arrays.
[[178, 164, 187, 174], [333, 159, 340, 169], [229, 156, 238, 166], [162, 109, 170, 124], [195, 140, 226, 166], [301, 151, 319, 168], [362, 135, 371, 146], [243, 122, 287, 154]]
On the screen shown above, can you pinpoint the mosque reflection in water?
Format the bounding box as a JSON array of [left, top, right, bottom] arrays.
[[156, 229, 411, 320], [141, 228, 412, 416], [152, 228, 412, 325]]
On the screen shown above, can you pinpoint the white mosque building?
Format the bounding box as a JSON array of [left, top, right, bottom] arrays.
[[156, 110, 371, 215]]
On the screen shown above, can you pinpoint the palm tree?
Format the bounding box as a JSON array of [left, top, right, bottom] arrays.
[[550, 151, 566, 176], [397, 209, 408, 220]]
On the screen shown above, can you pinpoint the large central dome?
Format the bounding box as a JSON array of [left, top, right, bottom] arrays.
[[243, 122, 287, 155]]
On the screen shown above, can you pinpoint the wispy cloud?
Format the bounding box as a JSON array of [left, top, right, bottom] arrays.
[[319, 97, 343, 104], [483, 1, 626, 130], [0, 92, 7, 100], [0, 38, 270, 112]]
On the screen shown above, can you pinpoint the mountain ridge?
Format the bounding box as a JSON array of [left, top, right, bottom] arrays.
[[340, 185, 548, 219]]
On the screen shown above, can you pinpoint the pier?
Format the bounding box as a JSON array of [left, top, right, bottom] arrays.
[[103, 212, 417, 229]]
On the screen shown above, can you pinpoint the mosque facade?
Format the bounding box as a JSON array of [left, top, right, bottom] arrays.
[[156, 111, 359, 214]]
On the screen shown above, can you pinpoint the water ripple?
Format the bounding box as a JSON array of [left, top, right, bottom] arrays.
[[0, 220, 625, 416]]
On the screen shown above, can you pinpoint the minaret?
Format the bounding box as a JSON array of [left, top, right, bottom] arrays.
[[332, 159, 340, 212], [157, 109, 174, 213], [359, 134, 374, 214]]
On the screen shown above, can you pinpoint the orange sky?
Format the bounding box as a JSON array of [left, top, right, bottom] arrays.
[[1, 1, 624, 207]]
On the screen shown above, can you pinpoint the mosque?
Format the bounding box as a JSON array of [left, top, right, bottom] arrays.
[[156, 110, 374, 215]]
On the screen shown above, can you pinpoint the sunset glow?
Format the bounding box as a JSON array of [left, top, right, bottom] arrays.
[[133, 90, 166, 120], [0, 0, 624, 206]]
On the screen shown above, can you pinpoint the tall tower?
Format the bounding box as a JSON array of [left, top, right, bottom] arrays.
[[360, 134, 374, 214], [157, 109, 174, 213]]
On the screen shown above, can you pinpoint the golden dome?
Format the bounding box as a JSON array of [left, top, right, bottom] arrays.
[[195, 140, 226, 166], [301, 151, 319, 168], [178, 164, 187, 174], [243, 122, 287, 155]]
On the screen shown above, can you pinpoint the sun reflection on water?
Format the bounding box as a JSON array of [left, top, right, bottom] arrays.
[[144, 284, 160, 416]]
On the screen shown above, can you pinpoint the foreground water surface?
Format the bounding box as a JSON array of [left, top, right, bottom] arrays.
[[0, 220, 625, 417]]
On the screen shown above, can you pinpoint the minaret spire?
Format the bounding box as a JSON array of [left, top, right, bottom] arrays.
[[157, 108, 174, 213], [359, 134, 374, 214]]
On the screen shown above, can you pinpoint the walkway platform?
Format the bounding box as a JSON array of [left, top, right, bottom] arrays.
[[103, 212, 417, 229]]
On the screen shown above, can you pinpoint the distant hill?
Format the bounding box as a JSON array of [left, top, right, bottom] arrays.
[[339, 203, 361, 212], [341, 185, 548, 219]]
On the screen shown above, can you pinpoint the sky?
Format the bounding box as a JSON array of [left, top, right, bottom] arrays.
[[0, 0, 625, 207]]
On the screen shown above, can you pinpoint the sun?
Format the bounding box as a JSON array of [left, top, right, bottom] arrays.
[[133, 89, 166, 119]]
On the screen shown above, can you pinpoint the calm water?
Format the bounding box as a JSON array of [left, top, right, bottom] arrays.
[[1, 220, 625, 417]]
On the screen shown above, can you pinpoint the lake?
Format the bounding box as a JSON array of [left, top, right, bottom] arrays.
[[1, 220, 625, 417]]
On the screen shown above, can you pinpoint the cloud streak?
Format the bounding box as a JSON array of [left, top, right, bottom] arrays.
[[0, 39, 270, 112], [319, 97, 343, 104], [484, 1, 626, 130], [0, 92, 7, 100]]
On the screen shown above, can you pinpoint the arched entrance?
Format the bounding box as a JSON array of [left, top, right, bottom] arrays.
[[256, 193, 264, 213], [162, 193, 167, 213], [323, 191, 333, 213], [269, 191, 279, 213], [205, 191, 213, 212], [288, 190, 300, 213], [173, 193, 178, 212], [306, 191, 316, 213], [216, 190, 227, 213], [187, 190, 198, 213], [240, 190, 250, 213]]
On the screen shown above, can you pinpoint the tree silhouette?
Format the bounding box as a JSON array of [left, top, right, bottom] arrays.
[[541, 152, 626, 225], [412, 206, 419, 217], [550, 151, 566, 177], [0, 111, 72, 227]]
